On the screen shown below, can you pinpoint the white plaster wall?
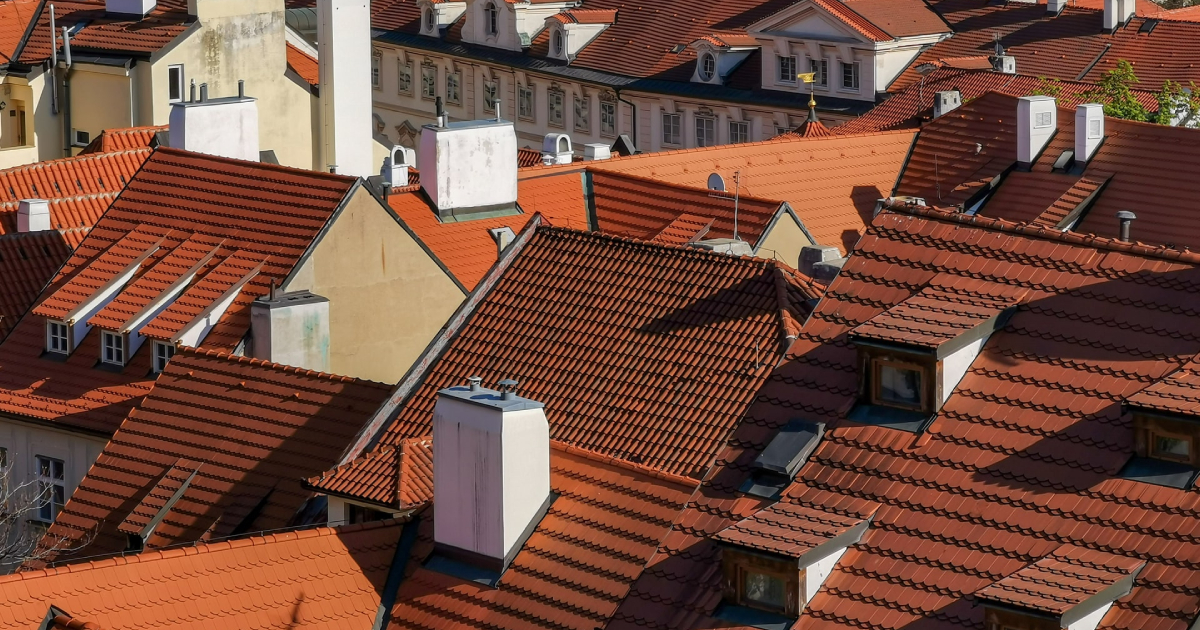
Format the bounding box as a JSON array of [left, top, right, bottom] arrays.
[[0, 418, 108, 540], [803, 545, 849, 607], [419, 120, 517, 212], [1069, 603, 1113, 630], [431, 396, 550, 560], [941, 336, 986, 405]]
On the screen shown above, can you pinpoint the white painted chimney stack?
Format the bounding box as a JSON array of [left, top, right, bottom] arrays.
[[1017, 96, 1057, 166], [1047, 0, 1066, 14], [432, 378, 551, 572], [1075, 103, 1105, 164], [542, 133, 573, 165], [418, 110, 519, 221], [318, 0, 374, 178], [106, 0, 156, 16], [168, 83, 260, 162], [1104, 0, 1135, 31], [933, 90, 962, 119], [18, 199, 51, 233], [383, 145, 416, 187], [250, 290, 330, 372]]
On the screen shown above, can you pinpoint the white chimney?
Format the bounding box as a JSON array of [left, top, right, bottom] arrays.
[[542, 133, 573, 165], [1104, 0, 1135, 31], [432, 378, 551, 572], [383, 145, 416, 187], [1075, 103, 1105, 164], [418, 110, 519, 221], [318, 0, 374, 178], [933, 90, 962, 119], [168, 82, 260, 162], [1017, 96, 1057, 166], [106, 0, 155, 16], [1048, 0, 1066, 14], [249, 290, 330, 372], [582, 143, 611, 161], [18, 199, 51, 233]]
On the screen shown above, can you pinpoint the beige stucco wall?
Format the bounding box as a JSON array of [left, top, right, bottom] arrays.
[[69, 64, 134, 149], [756, 209, 814, 269], [0, 72, 58, 169], [285, 186, 465, 382], [147, 0, 317, 169]]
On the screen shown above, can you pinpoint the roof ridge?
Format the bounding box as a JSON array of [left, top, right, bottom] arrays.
[[0, 147, 152, 176], [152, 147, 358, 184], [177, 347, 394, 388], [550, 441, 701, 489], [589, 167, 786, 205], [12, 519, 408, 581], [888, 203, 1200, 264], [536, 224, 774, 267]]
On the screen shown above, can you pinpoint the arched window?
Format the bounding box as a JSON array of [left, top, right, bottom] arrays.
[[423, 7, 435, 32], [700, 53, 716, 81], [558, 136, 569, 153], [552, 29, 564, 56], [485, 2, 499, 36]]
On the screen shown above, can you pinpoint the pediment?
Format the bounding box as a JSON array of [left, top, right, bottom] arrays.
[[748, 1, 872, 44]]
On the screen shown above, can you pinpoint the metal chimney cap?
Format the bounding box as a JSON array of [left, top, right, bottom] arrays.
[[498, 379, 519, 400], [467, 376, 483, 391], [1117, 210, 1137, 220]]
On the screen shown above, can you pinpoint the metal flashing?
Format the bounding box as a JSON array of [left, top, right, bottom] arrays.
[[846, 403, 933, 433]]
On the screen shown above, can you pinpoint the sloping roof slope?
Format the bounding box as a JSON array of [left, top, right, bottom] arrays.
[[0, 148, 355, 436], [38, 349, 391, 565], [610, 203, 1200, 630], [286, 42, 320, 87], [1127, 353, 1200, 418], [0, 149, 151, 234], [0, 519, 403, 630], [314, 226, 824, 506], [79, 126, 165, 155], [16, 0, 191, 63], [0, 230, 76, 341]]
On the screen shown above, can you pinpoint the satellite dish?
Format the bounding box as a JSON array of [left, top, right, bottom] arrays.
[[707, 172, 725, 192]]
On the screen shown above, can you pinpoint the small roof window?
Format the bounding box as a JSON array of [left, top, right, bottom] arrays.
[[740, 420, 824, 499]]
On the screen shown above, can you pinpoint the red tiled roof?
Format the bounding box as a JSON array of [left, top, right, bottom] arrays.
[[793, 117, 833, 138], [387, 443, 698, 630], [308, 436, 433, 509], [610, 203, 1200, 630], [976, 545, 1145, 616], [286, 42, 320, 87], [0, 0, 39, 63], [838, 67, 1158, 135], [850, 279, 1020, 351], [0, 230, 77, 341], [386, 172, 588, 290], [0, 519, 404, 630], [17, 0, 191, 63], [319, 227, 824, 506], [1084, 17, 1200, 85], [79, 126, 165, 155], [713, 497, 877, 559], [650, 213, 713, 246], [1127, 353, 1200, 418], [549, 8, 618, 24], [517, 147, 544, 167], [591, 170, 783, 247], [1032, 172, 1111, 227], [0, 149, 151, 233], [694, 30, 761, 48], [0, 148, 355, 436], [806, 0, 892, 41], [843, 0, 952, 38], [37, 348, 391, 565], [583, 131, 917, 255], [976, 170, 1084, 224], [1156, 3, 1200, 21]]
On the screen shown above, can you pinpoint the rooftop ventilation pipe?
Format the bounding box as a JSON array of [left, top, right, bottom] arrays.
[[1117, 210, 1136, 242]]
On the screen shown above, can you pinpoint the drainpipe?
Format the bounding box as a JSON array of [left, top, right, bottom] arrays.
[[50, 4, 58, 115], [60, 25, 74, 157], [613, 87, 638, 154]]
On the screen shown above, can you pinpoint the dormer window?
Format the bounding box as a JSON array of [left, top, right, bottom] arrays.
[[848, 282, 1018, 431], [777, 55, 797, 83], [422, 7, 434, 32], [552, 29, 564, 56], [485, 2, 498, 36], [153, 341, 175, 374], [1121, 356, 1200, 487], [699, 53, 716, 81], [101, 331, 126, 367], [46, 321, 70, 355], [740, 420, 824, 499]]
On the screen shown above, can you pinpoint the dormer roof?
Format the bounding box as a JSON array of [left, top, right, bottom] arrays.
[[976, 545, 1145, 624], [548, 8, 616, 24], [693, 30, 760, 49], [714, 497, 876, 562], [849, 280, 1019, 358], [1127, 353, 1200, 419]]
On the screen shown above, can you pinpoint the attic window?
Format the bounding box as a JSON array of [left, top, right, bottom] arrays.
[[153, 341, 175, 373], [699, 53, 716, 81], [724, 549, 798, 616], [45, 320, 70, 355], [422, 7, 434, 32], [485, 2, 498, 36], [739, 420, 824, 499], [101, 331, 126, 366], [1133, 411, 1200, 466], [670, 43, 686, 53], [873, 357, 926, 410], [552, 30, 564, 56]]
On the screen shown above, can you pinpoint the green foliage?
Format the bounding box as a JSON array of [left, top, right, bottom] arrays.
[[1031, 77, 1063, 98], [1156, 79, 1200, 127], [1081, 60, 1152, 122]]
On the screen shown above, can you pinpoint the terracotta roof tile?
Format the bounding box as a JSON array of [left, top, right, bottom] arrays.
[[976, 545, 1145, 616], [584, 131, 917, 255], [517, 147, 544, 167], [694, 30, 761, 48], [17, 0, 191, 63], [0, 519, 404, 630], [308, 436, 433, 509], [79, 126, 165, 155], [37, 348, 391, 565], [320, 227, 823, 505], [286, 42, 320, 87], [0, 230, 76, 340], [1032, 173, 1111, 228], [843, 0, 952, 38], [549, 8, 618, 24], [0, 148, 355, 435], [610, 203, 1200, 630], [850, 280, 1019, 351], [650, 213, 713, 246], [0, 0, 39, 63], [714, 497, 876, 559], [976, 171, 1084, 225], [1127, 353, 1200, 418], [0, 149, 151, 234]]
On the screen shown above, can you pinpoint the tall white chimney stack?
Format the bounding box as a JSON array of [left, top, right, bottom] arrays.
[[318, 0, 374, 178], [418, 102, 519, 221], [168, 82, 260, 162], [432, 378, 551, 573], [1017, 96, 1057, 167], [1104, 0, 1135, 31], [1075, 103, 1105, 164]]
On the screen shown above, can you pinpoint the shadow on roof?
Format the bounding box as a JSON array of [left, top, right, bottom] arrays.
[[638, 273, 780, 336]]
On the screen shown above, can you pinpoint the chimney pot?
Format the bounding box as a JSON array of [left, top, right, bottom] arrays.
[[199, 83, 208, 102], [238, 79, 245, 98], [189, 79, 196, 103], [468, 376, 483, 392], [498, 379, 519, 400], [1117, 210, 1136, 242]]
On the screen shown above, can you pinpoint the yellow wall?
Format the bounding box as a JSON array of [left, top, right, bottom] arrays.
[[0, 79, 37, 168], [285, 186, 465, 382], [756, 209, 814, 269], [69, 65, 134, 151]]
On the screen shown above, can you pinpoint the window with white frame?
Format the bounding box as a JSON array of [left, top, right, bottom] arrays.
[[662, 112, 682, 145], [695, 116, 716, 147], [72, 129, 90, 147], [699, 53, 717, 81], [600, 100, 616, 136], [841, 61, 860, 90], [446, 70, 462, 104], [574, 95, 590, 133], [777, 55, 797, 83], [35, 455, 65, 523], [548, 89, 565, 127], [168, 64, 185, 102], [485, 2, 499, 36], [101, 331, 125, 366], [421, 65, 437, 99], [810, 58, 828, 87], [372, 49, 382, 89], [552, 29, 564, 57], [483, 80, 498, 112], [729, 120, 749, 144], [153, 341, 175, 374], [46, 320, 69, 354], [519, 84, 535, 120], [422, 7, 435, 33], [398, 62, 413, 95]]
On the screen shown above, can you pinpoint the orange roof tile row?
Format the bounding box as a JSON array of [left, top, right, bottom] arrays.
[[0, 148, 356, 435], [0, 149, 150, 209], [79, 126, 165, 155], [976, 544, 1145, 616], [713, 497, 877, 559], [38, 348, 392, 566], [609, 203, 1200, 630], [307, 436, 434, 509], [550, 8, 619, 24], [849, 280, 1019, 351], [1127, 353, 1200, 419], [0, 230, 76, 340], [17, 0, 190, 63], [286, 42, 320, 87]]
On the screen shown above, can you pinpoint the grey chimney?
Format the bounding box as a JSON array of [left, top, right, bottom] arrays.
[[933, 90, 962, 119], [250, 290, 330, 372], [1117, 210, 1136, 242]]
